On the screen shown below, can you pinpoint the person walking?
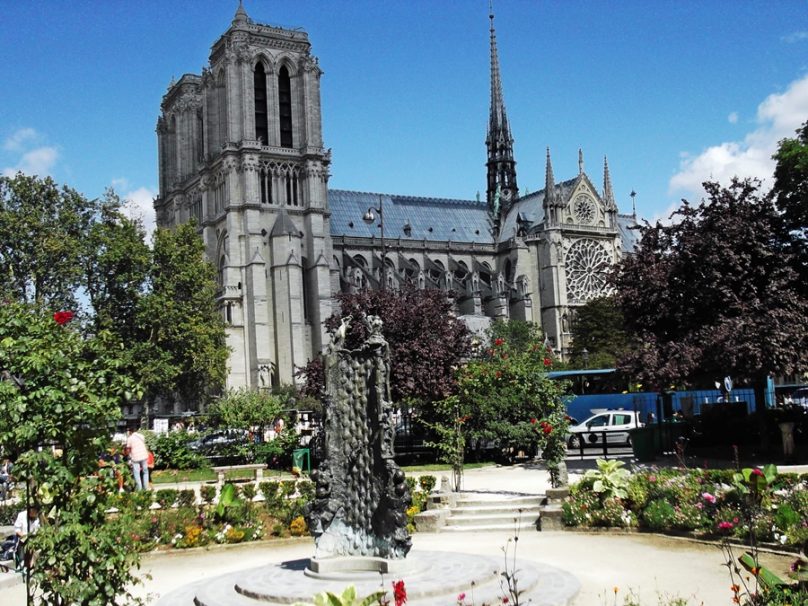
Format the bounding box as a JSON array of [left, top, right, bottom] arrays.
[[14, 505, 40, 571], [126, 427, 150, 491]]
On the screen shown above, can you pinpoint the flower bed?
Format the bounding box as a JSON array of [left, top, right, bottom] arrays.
[[562, 461, 808, 549], [111, 479, 315, 551]]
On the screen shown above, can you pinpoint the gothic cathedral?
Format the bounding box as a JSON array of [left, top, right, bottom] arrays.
[[154, 5, 638, 393]]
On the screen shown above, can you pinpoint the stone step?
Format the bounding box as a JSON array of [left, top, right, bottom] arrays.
[[455, 495, 543, 508], [442, 520, 540, 533], [451, 504, 542, 516], [445, 512, 540, 528]]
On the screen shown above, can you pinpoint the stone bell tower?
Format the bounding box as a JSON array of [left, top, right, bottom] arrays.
[[154, 3, 334, 389]]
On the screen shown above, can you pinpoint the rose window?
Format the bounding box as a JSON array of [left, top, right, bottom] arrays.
[[564, 239, 611, 302], [573, 194, 596, 224]]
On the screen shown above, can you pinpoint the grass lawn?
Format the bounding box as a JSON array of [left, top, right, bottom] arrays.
[[151, 462, 496, 483], [400, 462, 495, 473], [151, 467, 296, 484]]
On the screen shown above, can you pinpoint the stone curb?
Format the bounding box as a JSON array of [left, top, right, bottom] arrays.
[[141, 535, 313, 559], [562, 526, 801, 557]]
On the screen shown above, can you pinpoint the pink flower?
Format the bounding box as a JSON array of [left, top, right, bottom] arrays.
[[702, 492, 716, 504], [751, 468, 763, 477], [718, 521, 734, 531], [457, 593, 466, 603]]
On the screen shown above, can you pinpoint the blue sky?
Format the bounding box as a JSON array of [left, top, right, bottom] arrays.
[[2, 1, 807, 236]]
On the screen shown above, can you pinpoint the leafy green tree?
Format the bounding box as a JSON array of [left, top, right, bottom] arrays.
[[773, 120, 808, 297], [84, 191, 150, 336], [136, 224, 229, 413], [0, 302, 143, 605], [487, 319, 543, 354], [569, 295, 629, 369], [0, 173, 102, 309], [205, 388, 298, 465], [613, 179, 808, 389], [454, 332, 569, 482]]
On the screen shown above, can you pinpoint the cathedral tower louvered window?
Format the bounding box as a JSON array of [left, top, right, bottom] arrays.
[[254, 63, 268, 144], [278, 66, 293, 148]]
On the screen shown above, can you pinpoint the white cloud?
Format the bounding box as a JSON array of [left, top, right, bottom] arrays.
[[782, 31, 808, 44], [669, 73, 808, 201], [2, 145, 59, 177], [3, 128, 39, 152], [727, 111, 738, 124], [120, 186, 157, 242]]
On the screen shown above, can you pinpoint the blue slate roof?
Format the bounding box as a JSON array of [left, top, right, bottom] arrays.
[[617, 214, 640, 252], [328, 190, 493, 244]]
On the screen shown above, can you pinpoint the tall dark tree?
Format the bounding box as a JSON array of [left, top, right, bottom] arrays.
[[299, 288, 472, 411], [0, 173, 102, 309], [569, 295, 629, 369], [613, 178, 808, 389], [136, 224, 229, 411], [773, 119, 808, 295], [84, 190, 150, 336]]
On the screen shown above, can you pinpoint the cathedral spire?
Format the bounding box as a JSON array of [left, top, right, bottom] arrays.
[[544, 147, 556, 207], [603, 156, 616, 210], [232, 1, 249, 27], [578, 148, 584, 175], [486, 1, 518, 218]]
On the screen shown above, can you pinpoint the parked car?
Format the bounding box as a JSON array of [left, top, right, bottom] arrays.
[[188, 429, 250, 463], [567, 411, 644, 449]]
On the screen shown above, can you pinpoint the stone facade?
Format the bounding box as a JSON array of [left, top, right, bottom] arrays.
[[154, 5, 638, 392]]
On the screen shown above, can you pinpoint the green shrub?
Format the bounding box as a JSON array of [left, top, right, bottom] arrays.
[[593, 497, 632, 528], [260, 481, 283, 510], [280, 480, 297, 498], [147, 430, 205, 470], [419, 475, 437, 493], [154, 488, 178, 509], [404, 476, 417, 493], [177, 489, 196, 508], [297, 479, 315, 501], [642, 499, 676, 531], [242, 483, 257, 501], [0, 503, 17, 525], [200, 484, 217, 504]]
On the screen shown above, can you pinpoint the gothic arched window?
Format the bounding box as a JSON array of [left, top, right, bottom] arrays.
[[278, 66, 293, 148], [254, 63, 268, 144]]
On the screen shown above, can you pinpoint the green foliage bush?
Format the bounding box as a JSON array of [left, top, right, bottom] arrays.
[[148, 430, 205, 470], [418, 475, 437, 493], [177, 489, 196, 508], [200, 484, 217, 504], [154, 488, 178, 509], [0, 503, 17, 525], [642, 499, 677, 531], [241, 483, 257, 501]]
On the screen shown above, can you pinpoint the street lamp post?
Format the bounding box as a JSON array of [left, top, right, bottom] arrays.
[[581, 347, 589, 369], [363, 195, 387, 290]]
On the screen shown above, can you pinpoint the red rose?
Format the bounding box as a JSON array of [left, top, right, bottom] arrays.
[[543, 357, 552, 367], [530, 418, 537, 424], [543, 424, 553, 435], [393, 580, 407, 606], [494, 338, 505, 346], [751, 468, 763, 477], [53, 310, 75, 325]]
